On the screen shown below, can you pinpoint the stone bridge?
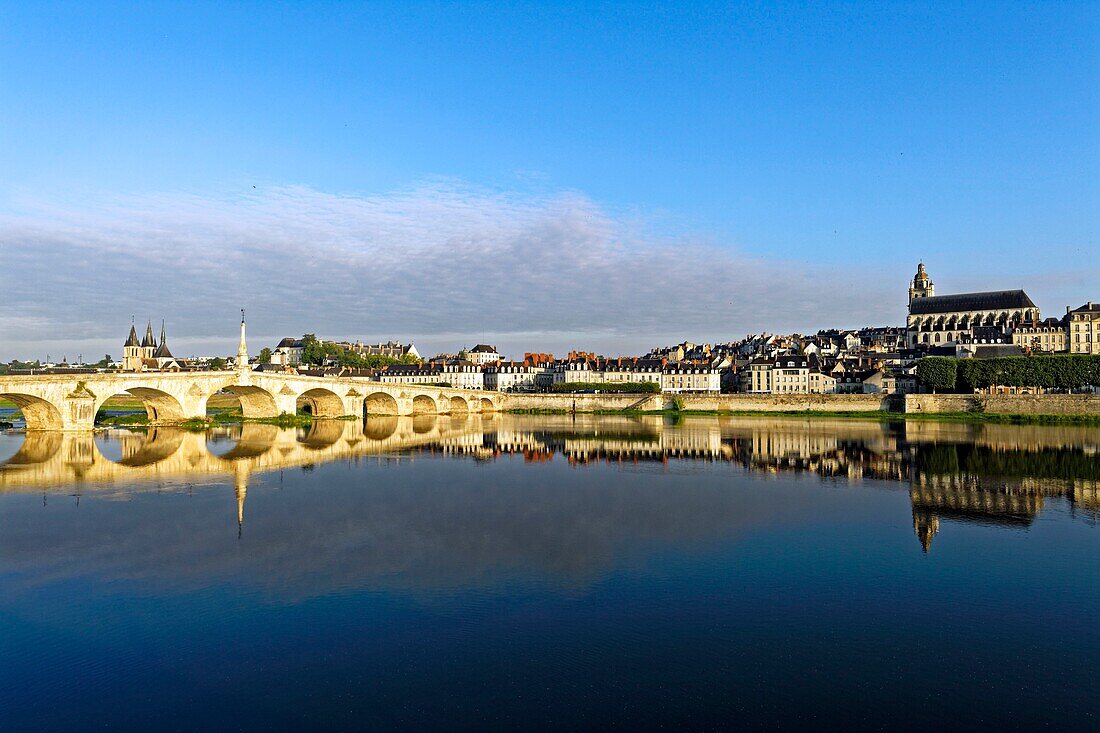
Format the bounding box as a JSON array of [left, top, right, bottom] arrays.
[[0, 370, 501, 431]]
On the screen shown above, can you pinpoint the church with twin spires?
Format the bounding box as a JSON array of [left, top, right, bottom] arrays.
[[122, 320, 181, 371]]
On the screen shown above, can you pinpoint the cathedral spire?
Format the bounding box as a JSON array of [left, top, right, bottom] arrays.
[[141, 320, 157, 348], [153, 319, 173, 359]]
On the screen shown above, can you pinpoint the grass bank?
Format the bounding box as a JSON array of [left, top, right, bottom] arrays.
[[96, 407, 328, 429]]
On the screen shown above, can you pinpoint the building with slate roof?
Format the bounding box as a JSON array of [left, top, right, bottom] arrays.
[[465, 344, 502, 365], [905, 263, 1040, 348]]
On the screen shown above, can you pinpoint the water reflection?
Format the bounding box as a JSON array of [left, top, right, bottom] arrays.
[[1, 415, 1098, 559], [2, 414, 1096, 730]]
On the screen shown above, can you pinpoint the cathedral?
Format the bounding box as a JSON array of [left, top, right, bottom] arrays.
[[122, 320, 181, 371], [905, 262, 1039, 348]]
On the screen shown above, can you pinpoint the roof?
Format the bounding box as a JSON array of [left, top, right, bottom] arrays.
[[276, 337, 303, 349], [909, 290, 1036, 315], [1019, 317, 1066, 329], [470, 344, 499, 353], [772, 354, 818, 368], [124, 325, 140, 347], [253, 363, 291, 372], [384, 363, 442, 373]]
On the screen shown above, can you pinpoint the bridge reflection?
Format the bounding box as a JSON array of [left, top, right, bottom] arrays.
[[1, 414, 1097, 552]]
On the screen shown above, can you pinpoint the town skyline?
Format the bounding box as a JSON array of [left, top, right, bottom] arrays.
[[0, 259, 1093, 364]]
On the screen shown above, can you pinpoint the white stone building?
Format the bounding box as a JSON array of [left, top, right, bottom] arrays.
[[553, 358, 663, 386], [466, 344, 502, 365], [483, 362, 546, 391], [439, 362, 485, 390], [660, 364, 721, 393], [1012, 317, 1069, 353], [1069, 302, 1100, 354], [270, 337, 305, 366], [746, 355, 836, 394]]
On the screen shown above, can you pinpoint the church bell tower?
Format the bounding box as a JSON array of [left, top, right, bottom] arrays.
[[909, 262, 935, 307], [122, 316, 142, 371]]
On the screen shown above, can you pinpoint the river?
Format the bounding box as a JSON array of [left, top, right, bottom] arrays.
[[0, 414, 1097, 729]]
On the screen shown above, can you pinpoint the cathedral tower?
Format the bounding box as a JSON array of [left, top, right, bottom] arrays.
[[908, 261, 935, 307]]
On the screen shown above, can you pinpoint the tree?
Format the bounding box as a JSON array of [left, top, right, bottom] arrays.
[[920, 354, 1100, 392], [258, 347, 273, 365], [300, 334, 327, 366], [209, 357, 227, 370], [915, 357, 957, 393]]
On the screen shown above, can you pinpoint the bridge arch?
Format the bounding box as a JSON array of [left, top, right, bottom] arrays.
[[297, 388, 346, 418], [363, 392, 400, 416], [98, 387, 187, 424], [218, 385, 279, 419], [411, 394, 438, 415], [479, 397, 495, 412], [448, 395, 469, 413], [0, 393, 64, 431]]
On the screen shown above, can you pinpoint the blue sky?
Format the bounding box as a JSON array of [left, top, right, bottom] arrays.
[[1, 1, 1097, 360]]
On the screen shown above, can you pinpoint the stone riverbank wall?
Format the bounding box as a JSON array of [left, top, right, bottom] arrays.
[[902, 393, 1100, 416], [502, 392, 1100, 416]]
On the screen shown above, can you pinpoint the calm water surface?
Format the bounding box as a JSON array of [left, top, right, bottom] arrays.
[[0, 413, 1097, 730]]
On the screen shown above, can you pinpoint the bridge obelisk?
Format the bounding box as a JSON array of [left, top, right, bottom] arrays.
[[236, 309, 249, 380]]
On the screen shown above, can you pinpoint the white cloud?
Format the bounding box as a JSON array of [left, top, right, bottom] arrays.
[[0, 182, 900, 360]]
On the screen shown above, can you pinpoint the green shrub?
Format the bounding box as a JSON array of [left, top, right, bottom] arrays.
[[915, 354, 1100, 392], [915, 357, 957, 393]]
